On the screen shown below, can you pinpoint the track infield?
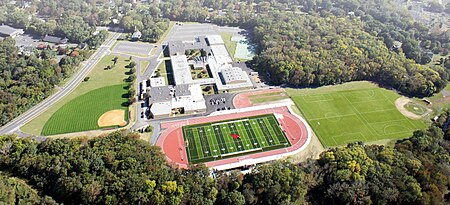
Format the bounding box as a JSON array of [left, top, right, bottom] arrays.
[[183, 114, 290, 164]]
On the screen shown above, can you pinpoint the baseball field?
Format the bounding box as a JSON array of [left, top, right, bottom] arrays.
[[41, 84, 129, 136], [182, 114, 291, 164]]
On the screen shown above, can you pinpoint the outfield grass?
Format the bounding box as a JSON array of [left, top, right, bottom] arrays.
[[286, 81, 427, 147], [21, 55, 130, 135], [183, 114, 290, 164], [41, 84, 129, 136], [220, 32, 237, 59]]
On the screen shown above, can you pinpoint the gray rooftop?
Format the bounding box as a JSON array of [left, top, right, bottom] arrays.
[[0, 25, 22, 36], [43, 35, 68, 44], [174, 84, 191, 97], [168, 41, 185, 56], [168, 36, 211, 56], [149, 86, 172, 103]]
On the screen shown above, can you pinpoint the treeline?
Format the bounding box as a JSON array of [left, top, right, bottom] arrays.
[[0, 39, 90, 126], [1, 116, 449, 204], [0, 174, 57, 204]]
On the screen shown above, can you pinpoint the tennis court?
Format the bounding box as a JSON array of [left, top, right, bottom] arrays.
[[182, 114, 291, 164]]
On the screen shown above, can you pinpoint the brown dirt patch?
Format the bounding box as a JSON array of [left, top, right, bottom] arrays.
[[395, 97, 426, 120], [98, 110, 127, 127]]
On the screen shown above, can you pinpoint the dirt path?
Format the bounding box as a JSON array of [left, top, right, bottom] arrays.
[[286, 131, 324, 163], [395, 97, 424, 120]]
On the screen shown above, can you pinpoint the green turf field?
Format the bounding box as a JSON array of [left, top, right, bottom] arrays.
[[286, 82, 427, 147], [41, 84, 129, 136], [182, 114, 291, 164]]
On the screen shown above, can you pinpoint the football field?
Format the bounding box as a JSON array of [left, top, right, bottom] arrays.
[[286, 82, 427, 147], [182, 114, 291, 164]]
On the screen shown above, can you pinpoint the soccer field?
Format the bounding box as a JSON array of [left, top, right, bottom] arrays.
[[286, 82, 427, 147], [182, 114, 291, 164]]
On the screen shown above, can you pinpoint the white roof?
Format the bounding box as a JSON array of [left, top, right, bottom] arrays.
[[206, 35, 225, 45], [171, 84, 206, 112], [210, 45, 232, 64], [170, 55, 193, 85], [150, 101, 172, 116], [221, 66, 247, 84], [150, 77, 165, 87]]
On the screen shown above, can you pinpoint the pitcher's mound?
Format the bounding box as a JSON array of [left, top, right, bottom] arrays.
[[98, 109, 127, 127]]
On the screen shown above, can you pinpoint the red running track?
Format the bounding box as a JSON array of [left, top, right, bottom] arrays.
[[156, 106, 309, 169], [233, 88, 285, 108]]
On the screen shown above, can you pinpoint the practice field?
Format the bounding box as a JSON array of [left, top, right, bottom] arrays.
[[286, 82, 427, 147], [41, 84, 129, 136], [182, 114, 291, 164]]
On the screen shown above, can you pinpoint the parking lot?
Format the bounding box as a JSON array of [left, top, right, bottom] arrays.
[[204, 93, 235, 114], [169, 24, 220, 42], [112, 41, 154, 56]]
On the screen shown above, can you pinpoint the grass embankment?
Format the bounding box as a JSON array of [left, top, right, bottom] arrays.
[[286, 81, 428, 148], [248, 91, 289, 104], [220, 32, 237, 58], [22, 55, 131, 136]]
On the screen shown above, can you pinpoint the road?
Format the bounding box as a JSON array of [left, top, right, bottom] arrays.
[[0, 32, 121, 135]]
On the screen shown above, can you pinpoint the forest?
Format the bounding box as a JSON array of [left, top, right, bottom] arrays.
[[0, 38, 92, 127], [0, 111, 449, 204]]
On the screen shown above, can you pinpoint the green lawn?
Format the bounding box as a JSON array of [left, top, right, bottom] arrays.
[[248, 92, 289, 104], [153, 60, 169, 85], [21, 55, 131, 135], [41, 84, 129, 136], [140, 60, 150, 75], [286, 81, 428, 148], [220, 32, 237, 58], [183, 114, 290, 164], [404, 102, 428, 115]]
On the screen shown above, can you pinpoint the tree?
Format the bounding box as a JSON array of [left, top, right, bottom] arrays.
[[128, 61, 136, 68], [127, 74, 136, 82], [57, 15, 94, 43], [144, 125, 153, 133]]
